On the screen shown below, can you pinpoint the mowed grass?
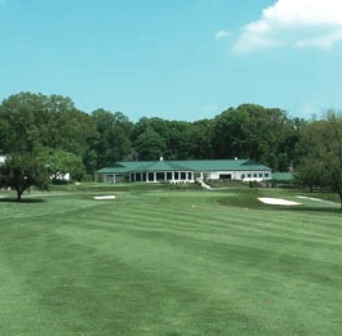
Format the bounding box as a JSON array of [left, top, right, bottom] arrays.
[[0, 186, 341, 335]]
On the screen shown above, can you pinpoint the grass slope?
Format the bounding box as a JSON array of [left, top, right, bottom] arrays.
[[0, 186, 341, 335]]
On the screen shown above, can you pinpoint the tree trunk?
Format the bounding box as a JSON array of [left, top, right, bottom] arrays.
[[16, 188, 24, 201], [336, 185, 342, 211]]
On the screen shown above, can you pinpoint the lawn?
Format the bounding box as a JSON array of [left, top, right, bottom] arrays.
[[0, 185, 341, 335]]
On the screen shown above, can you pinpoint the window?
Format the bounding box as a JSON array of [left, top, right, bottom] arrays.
[[253, 173, 257, 178], [247, 174, 252, 178], [219, 174, 232, 180], [156, 172, 164, 181]]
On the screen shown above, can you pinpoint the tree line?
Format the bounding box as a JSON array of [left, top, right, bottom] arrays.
[[0, 91, 341, 207], [0, 92, 303, 173]]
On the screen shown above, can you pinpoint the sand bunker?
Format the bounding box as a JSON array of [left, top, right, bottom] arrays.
[[94, 195, 116, 200], [296, 196, 331, 203], [258, 197, 301, 206]]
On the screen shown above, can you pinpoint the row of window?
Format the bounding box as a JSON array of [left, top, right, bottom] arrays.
[[131, 171, 193, 182], [241, 173, 270, 179]]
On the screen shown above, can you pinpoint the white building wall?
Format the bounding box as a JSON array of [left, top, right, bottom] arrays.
[[54, 172, 71, 181], [206, 170, 271, 181]]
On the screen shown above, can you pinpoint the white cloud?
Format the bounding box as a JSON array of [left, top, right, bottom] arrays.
[[233, 0, 342, 53], [295, 30, 342, 49], [215, 30, 231, 40]]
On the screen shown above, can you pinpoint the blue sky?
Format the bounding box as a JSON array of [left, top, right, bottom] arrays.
[[1, 0, 342, 121]]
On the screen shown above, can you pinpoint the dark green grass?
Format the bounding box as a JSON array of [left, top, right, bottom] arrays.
[[0, 187, 341, 335], [48, 182, 175, 193]]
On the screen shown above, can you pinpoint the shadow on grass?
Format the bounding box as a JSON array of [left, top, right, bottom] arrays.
[[239, 202, 342, 214], [238, 201, 342, 214], [0, 198, 46, 203], [280, 205, 342, 214]]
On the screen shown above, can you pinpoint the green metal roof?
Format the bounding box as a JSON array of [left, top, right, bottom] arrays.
[[175, 159, 270, 171], [271, 172, 295, 181], [96, 159, 271, 174]]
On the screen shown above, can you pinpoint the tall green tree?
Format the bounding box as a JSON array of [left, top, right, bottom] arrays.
[[134, 128, 167, 161], [296, 111, 342, 209], [90, 109, 132, 168], [166, 121, 192, 159], [189, 119, 214, 159], [212, 106, 248, 159], [131, 117, 194, 160], [38, 148, 85, 183], [212, 104, 299, 170], [0, 154, 49, 201], [0, 92, 43, 153], [0, 92, 97, 157]]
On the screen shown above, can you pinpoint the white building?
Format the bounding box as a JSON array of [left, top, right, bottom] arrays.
[[95, 159, 272, 184]]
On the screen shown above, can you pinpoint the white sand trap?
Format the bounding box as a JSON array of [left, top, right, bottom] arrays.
[[94, 195, 116, 200], [296, 196, 331, 203], [258, 197, 301, 206]]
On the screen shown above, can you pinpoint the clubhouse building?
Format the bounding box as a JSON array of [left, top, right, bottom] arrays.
[[95, 159, 272, 184]]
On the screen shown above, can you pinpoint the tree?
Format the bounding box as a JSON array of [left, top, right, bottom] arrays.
[[51, 108, 97, 157], [212, 104, 299, 170], [90, 109, 132, 169], [0, 92, 43, 153], [0, 92, 98, 158], [0, 154, 49, 201], [38, 148, 85, 183], [134, 128, 167, 161], [189, 119, 214, 159], [131, 117, 195, 160], [212, 107, 248, 159], [296, 111, 342, 209], [165, 121, 193, 159]]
